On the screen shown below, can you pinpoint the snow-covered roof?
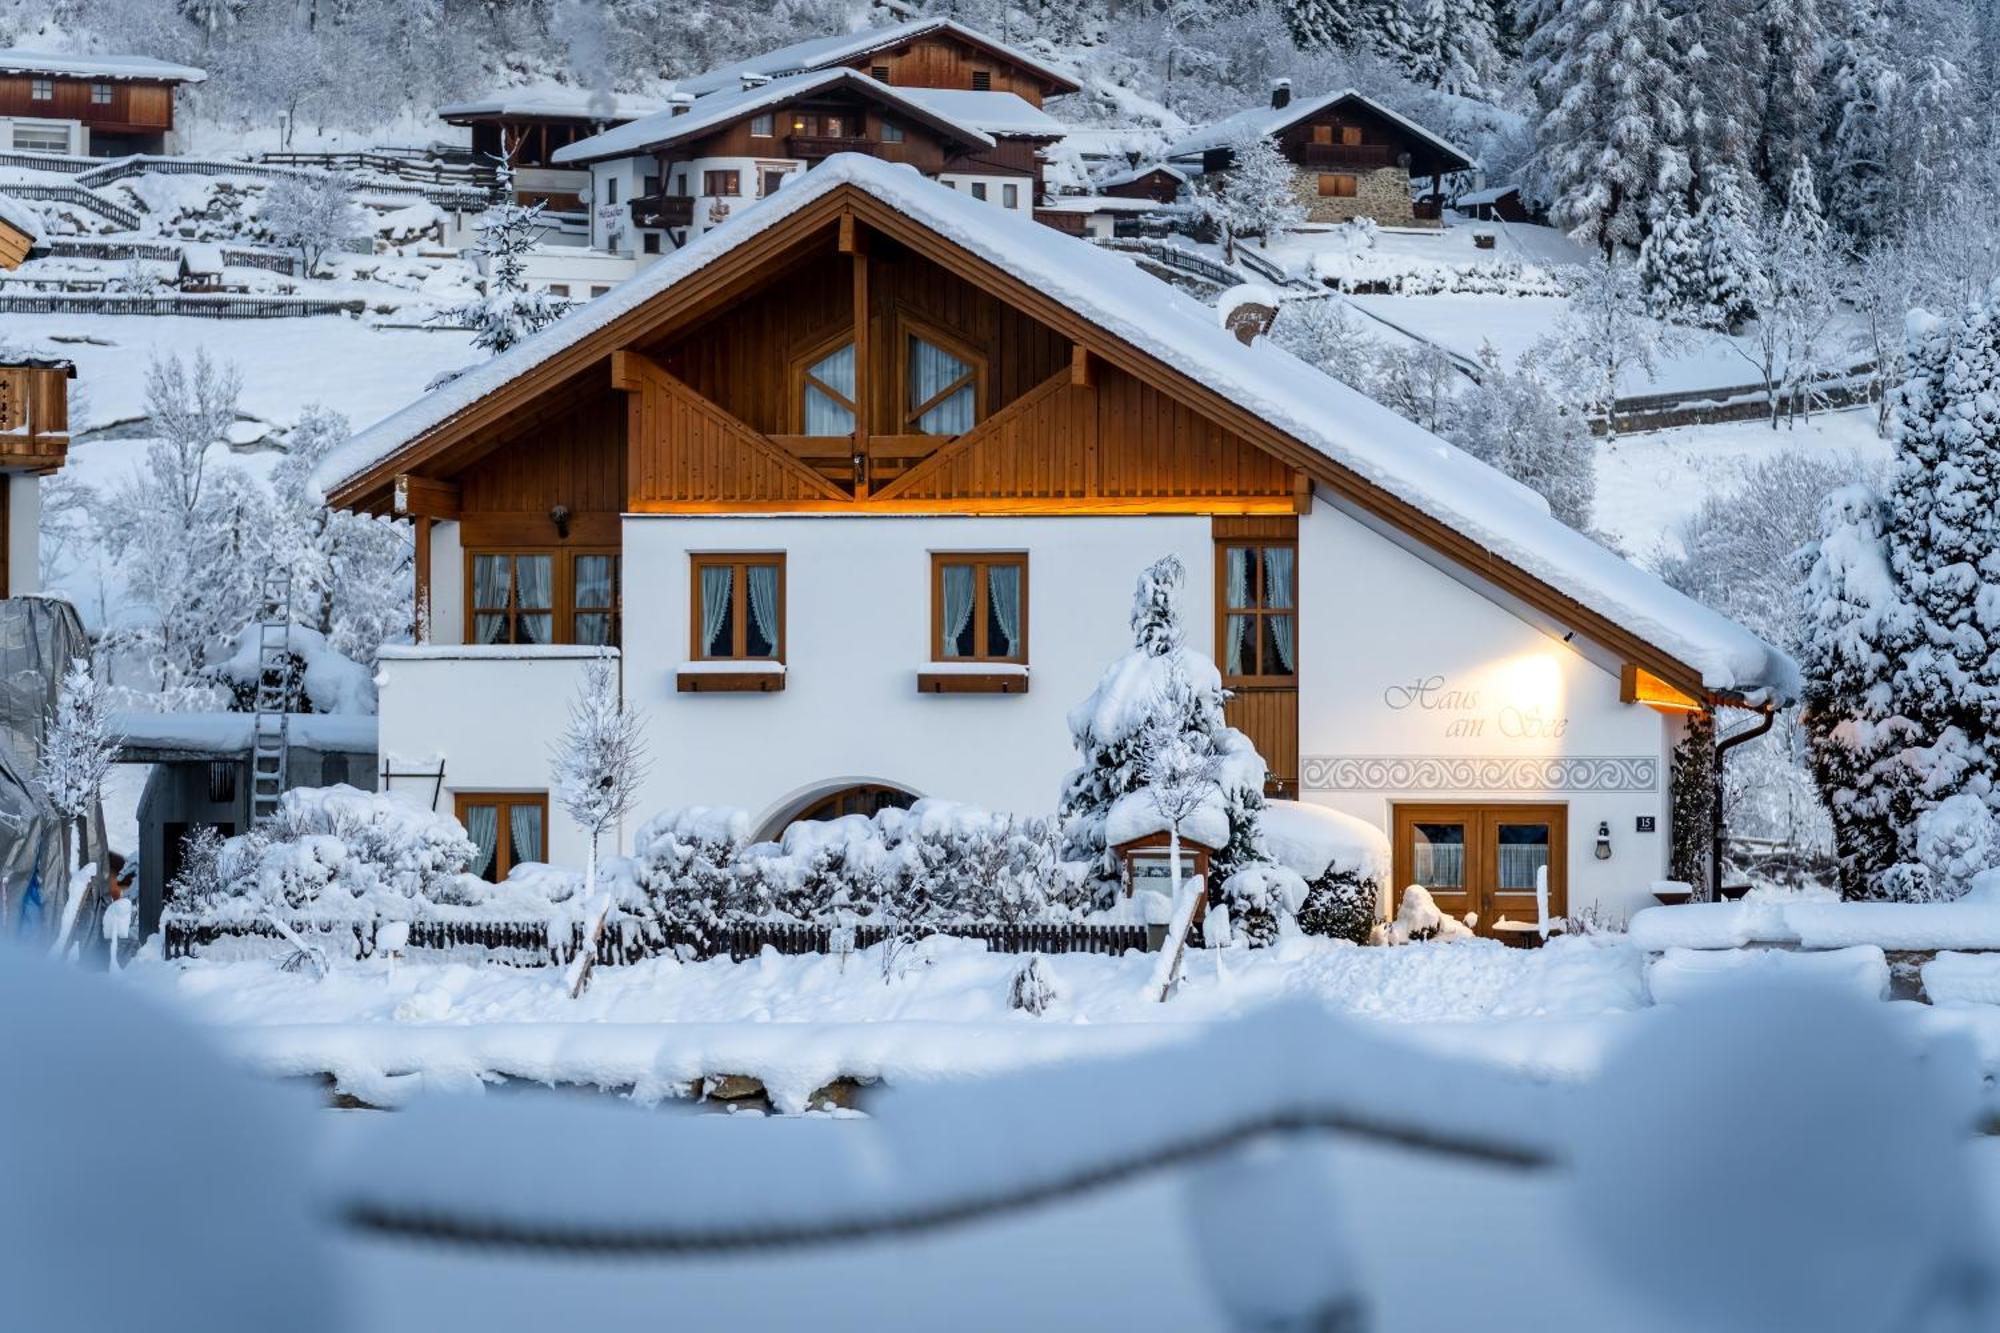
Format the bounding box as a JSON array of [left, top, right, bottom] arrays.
[[0, 192, 41, 244], [890, 88, 1064, 138], [437, 90, 665, 123], [551, 69, 994, 166], [180, 242, 224, 275], [1165, 89, 1475, 170], [674, 18, 1078, 99], [1455, 183, 1520, 206], [319, 155, 1794, 700], [1037, 196, 1166, 214], [1098, 162, 1188, 190], [111, 712, 377, 761], [0, 49, 205, 83]]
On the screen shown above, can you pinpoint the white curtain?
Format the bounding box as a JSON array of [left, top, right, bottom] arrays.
[[987, 564, 1020, 658], [746, 563, 780, 657], [1223, 547, 1252, 676], [465, 804, 498, 880], [515, 555, 554, 644], [941, 563, 975, 657], [509, 803, 543, 869], [574, 555, 615, 646], [805, 344, 855, 434], [1264, 547, 1295, 673], [909, 336, 974, 434], [473, 555, 509, 645], [700, 565, 732, 656]]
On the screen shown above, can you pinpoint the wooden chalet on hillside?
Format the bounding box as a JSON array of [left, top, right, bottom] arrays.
[[318, 153, 1793, 935], [438, 91, 666, 213], [0, 49, 205, 156]]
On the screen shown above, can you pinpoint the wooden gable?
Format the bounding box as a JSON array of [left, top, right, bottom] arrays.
[[0, 214, 30, 270], [838, 31, 1074, 105]]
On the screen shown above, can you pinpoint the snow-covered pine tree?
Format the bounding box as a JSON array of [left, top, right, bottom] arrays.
[[1525, 0, 1693, 255], [1448, 343, 1596, 530], [553, 653, 649, 996], [1822, 1, 1896, 246], [1753, 0, 1826, 190], [1405, 0, 1501, 96], [1059, 556, 1271, 911], [40, 658, 119, 959], [1636, 188, 1705, 321], [1361, 0, 1420, 67], [1281, 0, 1358, 51], [440, 152, 574, 355], [1688, 163, 1760, 330], [1195, 129, 1306, 262]]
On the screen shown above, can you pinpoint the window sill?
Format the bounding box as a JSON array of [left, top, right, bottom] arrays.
[[677, 664, 786, 693], [918, 668, 1029, 695]]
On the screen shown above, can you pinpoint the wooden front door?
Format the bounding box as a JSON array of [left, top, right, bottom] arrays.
[[1392, 803, 1567, 935]]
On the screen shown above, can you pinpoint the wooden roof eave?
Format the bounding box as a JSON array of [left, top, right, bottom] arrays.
[[330, 182, 1740, 705]]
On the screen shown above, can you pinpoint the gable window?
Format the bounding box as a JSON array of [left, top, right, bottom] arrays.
[[971, 69, 991, 91], [456, 792, 547, 883], [1311, 124, 1332, 145], [904, 328, 980, 434], [750, 113, 774, 137], [470, 551, 620, 646], [30, 77, 52, 100], [970, 182, 987, 201], [91, 82, 113, 105], [703, 169, 741, 197], [1002, 183, 1019, 209], [798, 339, 857, 434], [824, 114, 847, 138], [1341, 125, 1363, 145], [881, 119, 904, 144], [692, 554, 784, 661], [1217, 542, 1296, 683], [871, 65, 890, 81], [1318, 173, 1358, 198], [934, 554, 1026, 663]]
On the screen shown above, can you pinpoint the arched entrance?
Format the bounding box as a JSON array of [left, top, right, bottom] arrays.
[[754, 781, 920, 842]]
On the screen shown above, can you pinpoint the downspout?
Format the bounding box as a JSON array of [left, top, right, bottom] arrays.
[[1711, 707, 1777, 900]]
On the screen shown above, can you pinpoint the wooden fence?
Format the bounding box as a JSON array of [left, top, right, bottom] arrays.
[[2, 182, 142, 231], [43, 238, 300, 276], [0, 292, 362, 318], [72, 154, 491, 210], [163, 917, 1153, 966]]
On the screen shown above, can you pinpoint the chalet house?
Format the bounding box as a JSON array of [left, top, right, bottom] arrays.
[[1167, 84, 1475, 228], [550, 69, 1036, 257], [0, 49, 205, 156], [1101, 163, 1189, 205], [317, 155, 1794, 932], [1455, 183, 1534, 224], [673, 17, 1079, 107], [438, 91, 666, 215], [0, 355, 73, 598]]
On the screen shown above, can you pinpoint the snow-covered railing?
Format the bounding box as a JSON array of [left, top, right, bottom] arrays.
[[0, 182, 141, 230], [72, 154, 492, 210], [1096, 237, 1244, 289], [0, 292, 362, 318], [163, 917, 1154, 966], [0, 147, 97, 173], [43, 237, 300, 275]]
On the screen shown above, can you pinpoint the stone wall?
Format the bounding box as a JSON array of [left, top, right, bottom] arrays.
[[1290, 165, 1429, 227]]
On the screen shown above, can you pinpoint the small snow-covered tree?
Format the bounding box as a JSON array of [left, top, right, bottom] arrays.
[[1270, 297, 1380, 390], [40, 659, 119, 959], [1448, 343, 1595, 531], [1195, 129, 1305, 262], [553, 653, 649, 997], [440, 151, 574, 355], [260, 171, 363, 277], [1543, 252, 1669, 440], [1636, 189, 1704, 321], [1135, 654, 1225, 999], [1370, 340, 1461, 435], [1687, 164, 1761, 330]]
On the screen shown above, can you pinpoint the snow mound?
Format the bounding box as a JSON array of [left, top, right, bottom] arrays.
[[1261, 800, 1391, 884]]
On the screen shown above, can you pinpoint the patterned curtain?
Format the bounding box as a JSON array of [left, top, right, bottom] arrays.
[[941, 563, 976, 657], [574, 555, 615, 645], [473, 555, 510, 645], [514, 556, 554, 644], [464, 804, 499, 880], [1224, 548, 1253, 676], [909, 336, 974, 434], [508, 803, 543, 869], [1264, 548, 1295, 674], [746, 564, 780, 657], [700, 565, 732, 656], [986, 565, 1021, 658]]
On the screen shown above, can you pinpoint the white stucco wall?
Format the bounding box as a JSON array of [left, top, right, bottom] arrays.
[[1296, 498, 1675, 924], [622, 513, 1214, 836], [427, 519, 464, 645], [937, 173, 1033, 214], [6, 472, 40, 597], [376, 646, 610, 869]]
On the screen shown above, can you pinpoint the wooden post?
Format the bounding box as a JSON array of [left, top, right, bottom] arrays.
[[412, 514, 432, 641], [847, 215, 870, 499]]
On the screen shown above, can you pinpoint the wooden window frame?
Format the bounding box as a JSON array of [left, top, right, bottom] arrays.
[[749, 113, 774, 138], [1311, 124, 1332, 145], [689, 553, 787, 662], [898, 316, 987, 435], [454, 791, 550, 884], [464, 548, 620, 647], [930, 552, 1029, 665], [971, 69, 992, 91], [881, 119, 905, 144], [870, 65, 890, 81], [90, 82, 113, 105], [790, 331, 859, 435], [30, 77, 52, 100], [1215, 540, 1298, 687], [703, 168, 741, 197], [1318, 173, 1358, 198], [1340, 125, 1363, 146]]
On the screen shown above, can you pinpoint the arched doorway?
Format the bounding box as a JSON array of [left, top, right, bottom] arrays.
[[755, 782, 920, 842]]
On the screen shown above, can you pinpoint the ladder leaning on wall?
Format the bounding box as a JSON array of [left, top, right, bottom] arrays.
[[249, 570, 294, 825]]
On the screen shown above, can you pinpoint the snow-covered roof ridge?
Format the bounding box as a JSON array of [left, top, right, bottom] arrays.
[[1098, 162, 1188, 190], [437, 90, 666, 122], [1165, 88, 1475, 170], [319, 154, 1794, 700], [551, 68, 995, 166], [0, 48, 206, 83], [674, 18, 1078, 100]]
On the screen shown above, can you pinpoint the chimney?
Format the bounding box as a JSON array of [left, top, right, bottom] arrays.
[[1270, 78, 1291, 110], [740, 73, 770, 92], [668, 92, 694, 117]]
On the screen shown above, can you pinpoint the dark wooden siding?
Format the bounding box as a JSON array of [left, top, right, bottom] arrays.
[[0, 74, 174, 131], [845, 33, 1053, 105], [453, 388, 626, 545]]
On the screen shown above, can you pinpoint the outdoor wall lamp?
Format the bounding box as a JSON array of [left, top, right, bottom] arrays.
[[1595, 821, 1612, 860], [549, 504, 571, 539]]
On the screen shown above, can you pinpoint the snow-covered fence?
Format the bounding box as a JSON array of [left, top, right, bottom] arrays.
[[257, 149, 498, 195], [0, 147, 96, 173], [0, 182, 142, 231], [0, 292, 362, 318], [1097, 237, 1246, 289], [162, 917, 1153, 966], [42, 238, 300, 276], [72, 154, 491, 211]]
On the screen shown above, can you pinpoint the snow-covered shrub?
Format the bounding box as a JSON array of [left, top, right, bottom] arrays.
[[1008, 954, 1060, 1016], [1879, 796, 2000, 902], [1382, 885, 1473, 945], [629, 806, 749, 954], [212, 623, 377, 715], [1293, 868, 1380, 945], [880, 801, 1083, 926], [166, 824, 228, 916], [1218, 863, 1309, 946]]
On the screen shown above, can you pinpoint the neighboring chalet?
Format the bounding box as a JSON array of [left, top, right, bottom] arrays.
[[0, 355, 73, 598], [1101, 163, 1189, 205], [673, 17, 1080, 107], [1167, 83, 1475, 228], [1036, 161, 1188, 239], [438, 90, 665, 213], [1455, 183, 1534, 224], [552, 69, 1054, 257], [0, 49, 205, 156], [0, 194, 41, 269], [316, 154, 1795, 933]]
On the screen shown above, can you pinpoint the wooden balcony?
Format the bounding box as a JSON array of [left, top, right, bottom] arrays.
[[1299, 143, 1395, 169], [787, 135, 878, 160], [0, 361, 72, 472], [630, 193, 694, 229]]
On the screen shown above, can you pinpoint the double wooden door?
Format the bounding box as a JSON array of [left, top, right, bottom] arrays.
[[1392, 804, 1567, 936]]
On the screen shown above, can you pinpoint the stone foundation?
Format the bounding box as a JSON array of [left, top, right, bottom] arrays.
[[1290, 166, 1434, 228]]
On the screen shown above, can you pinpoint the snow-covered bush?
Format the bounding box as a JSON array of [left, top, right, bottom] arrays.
[[1382, 885, 1473, 945], [1218, 863, 1309, 946], [1878, 796, 2000, 903], [629, 806, 748, 953], [1009, 954, 1060, 1016], [1262, 801, 1392, 945]]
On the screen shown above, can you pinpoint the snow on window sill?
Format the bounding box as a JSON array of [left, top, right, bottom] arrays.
[[677, 661, 786, 693]]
